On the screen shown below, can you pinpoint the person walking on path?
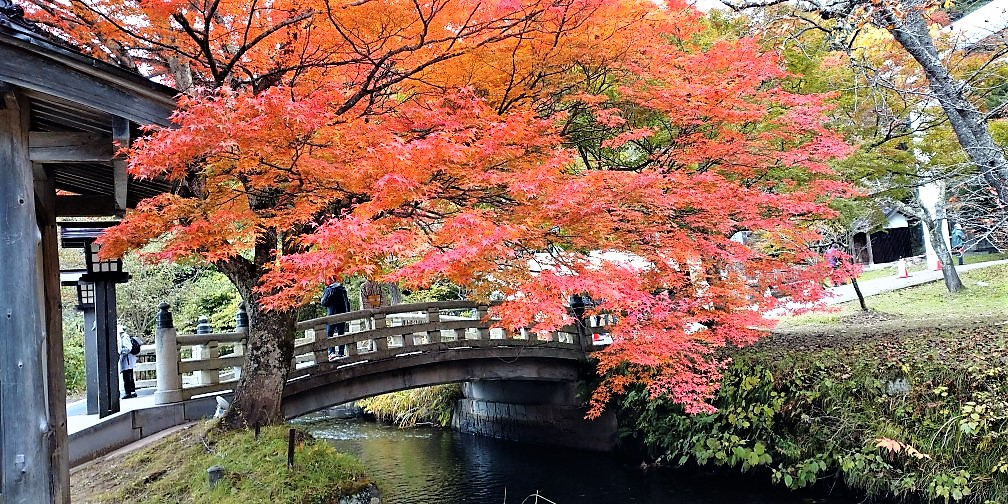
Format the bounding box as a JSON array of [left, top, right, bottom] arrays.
[[320, 281, 351, 360], [951, 224, 966, 266], [118, 327, 138, 399]]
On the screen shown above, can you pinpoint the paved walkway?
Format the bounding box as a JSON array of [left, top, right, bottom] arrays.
[[67, 387, 158, 435], [823, 258, 1008, 305]]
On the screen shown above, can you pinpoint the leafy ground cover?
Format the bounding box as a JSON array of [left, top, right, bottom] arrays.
[[70, 422, 372, 503], [622, 264, 1008, 503]]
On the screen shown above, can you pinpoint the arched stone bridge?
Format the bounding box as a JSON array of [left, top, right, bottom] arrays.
[[148, 301, 608, 418]]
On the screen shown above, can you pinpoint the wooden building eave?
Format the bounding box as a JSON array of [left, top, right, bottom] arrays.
[[0, 31, 176, 127]]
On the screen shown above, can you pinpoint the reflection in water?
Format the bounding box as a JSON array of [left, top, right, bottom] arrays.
[[298, 414, 843, 504]]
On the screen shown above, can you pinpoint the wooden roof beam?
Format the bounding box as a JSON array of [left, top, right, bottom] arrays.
[[29, 131, 113, 162], [55, 195, 115, 217]]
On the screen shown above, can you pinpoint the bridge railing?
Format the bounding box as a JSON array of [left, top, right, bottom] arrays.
[[151, 302, 249, 404], [290, 300, 587, 377], [149, 298, 612, 405]]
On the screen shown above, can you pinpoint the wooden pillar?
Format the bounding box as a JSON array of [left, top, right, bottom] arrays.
[[0, 89, 56, 502], [425, 307, 441, 344], [35, 168, 70, 503], [82, 306, 98, 414], [93, 279, 120, 417]]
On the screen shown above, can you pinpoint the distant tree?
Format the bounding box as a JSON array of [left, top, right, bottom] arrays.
[[722, 0, 1008, 214]]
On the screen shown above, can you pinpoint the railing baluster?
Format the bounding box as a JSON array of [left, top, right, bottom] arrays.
[[370, 312, 385, 352], [193, 316, 219, 385], [477, 305, 490, 340], [233, 304, 247, 379], [312, 325, 327, 365], [426, 307, 441, 344]]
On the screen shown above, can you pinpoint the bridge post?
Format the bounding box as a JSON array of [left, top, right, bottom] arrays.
[[311, 321, 327, 365], [154, 302, 183, 404], [233, 303, 247, 380], [194, 316, 219, 386], [425, 307, 441, 344], [477, 305, 490, 340], [367, 313, 387, 354]]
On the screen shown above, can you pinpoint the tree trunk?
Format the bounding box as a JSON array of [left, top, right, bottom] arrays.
[[865, 232, 874, 265], [883, 4, 1008, 209], [850, 277, 868, 311], [221, 300, 297, 429], [922, 213, 965, 293]]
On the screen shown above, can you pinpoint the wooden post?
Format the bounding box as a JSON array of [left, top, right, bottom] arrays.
[[312, 324, 327, 365], [373, 313, 389, 352], [372, 314, 388, 353], [477, 305, 490, 340], [569, 295, 591, 355], [154, 303, 183, 404], [426, 307, 441, 344], [82, 305, 98, 414], [36, 170, 70, 503], [93, 278, 120, 416], [0, 89, 55, 502]]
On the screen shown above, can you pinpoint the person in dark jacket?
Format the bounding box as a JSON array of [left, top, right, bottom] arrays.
[[320, 281, 351, 359], [951, 224, 966, 266]]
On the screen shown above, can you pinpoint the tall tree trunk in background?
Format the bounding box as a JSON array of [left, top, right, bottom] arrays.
[[918, 188, 966, 293], [882, 4, 1008, 208], [923, 216, 965, 293], [891, 190, 966, 292], [865, 232, 874, 265]]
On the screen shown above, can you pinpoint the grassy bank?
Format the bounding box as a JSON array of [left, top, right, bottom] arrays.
[[357, 384, 462, 428], [622, 265, 1008, 503], [71, 422, 372, 503]]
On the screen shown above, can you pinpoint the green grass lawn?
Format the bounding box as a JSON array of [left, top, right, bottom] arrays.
[[72, 422, 372, 504], [782, 263, 1008, 326]]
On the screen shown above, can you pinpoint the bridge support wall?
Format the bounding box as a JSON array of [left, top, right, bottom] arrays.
[[452, 381, 617, 452]]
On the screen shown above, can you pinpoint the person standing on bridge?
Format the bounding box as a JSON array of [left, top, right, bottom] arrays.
[[118, 326, 138, 399], [321, 281, 351, 360]]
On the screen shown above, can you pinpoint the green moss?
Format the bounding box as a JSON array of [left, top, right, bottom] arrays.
[[80, 422, 371, 504]]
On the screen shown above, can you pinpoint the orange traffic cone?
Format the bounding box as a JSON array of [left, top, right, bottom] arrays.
[[896, 258, 910, 278], [936, 260, 942, 271]]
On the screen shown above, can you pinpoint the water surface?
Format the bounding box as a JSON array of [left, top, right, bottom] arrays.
[[299, 415, 848, 504]]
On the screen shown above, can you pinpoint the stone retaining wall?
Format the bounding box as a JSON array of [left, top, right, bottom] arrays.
[[451, 398, 617, 452]]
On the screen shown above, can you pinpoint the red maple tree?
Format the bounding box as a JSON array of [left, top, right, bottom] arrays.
[[35, 0, 851, 425]]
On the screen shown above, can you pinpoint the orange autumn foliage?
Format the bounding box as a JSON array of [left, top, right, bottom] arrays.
[[38, 0, 852, 416]]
